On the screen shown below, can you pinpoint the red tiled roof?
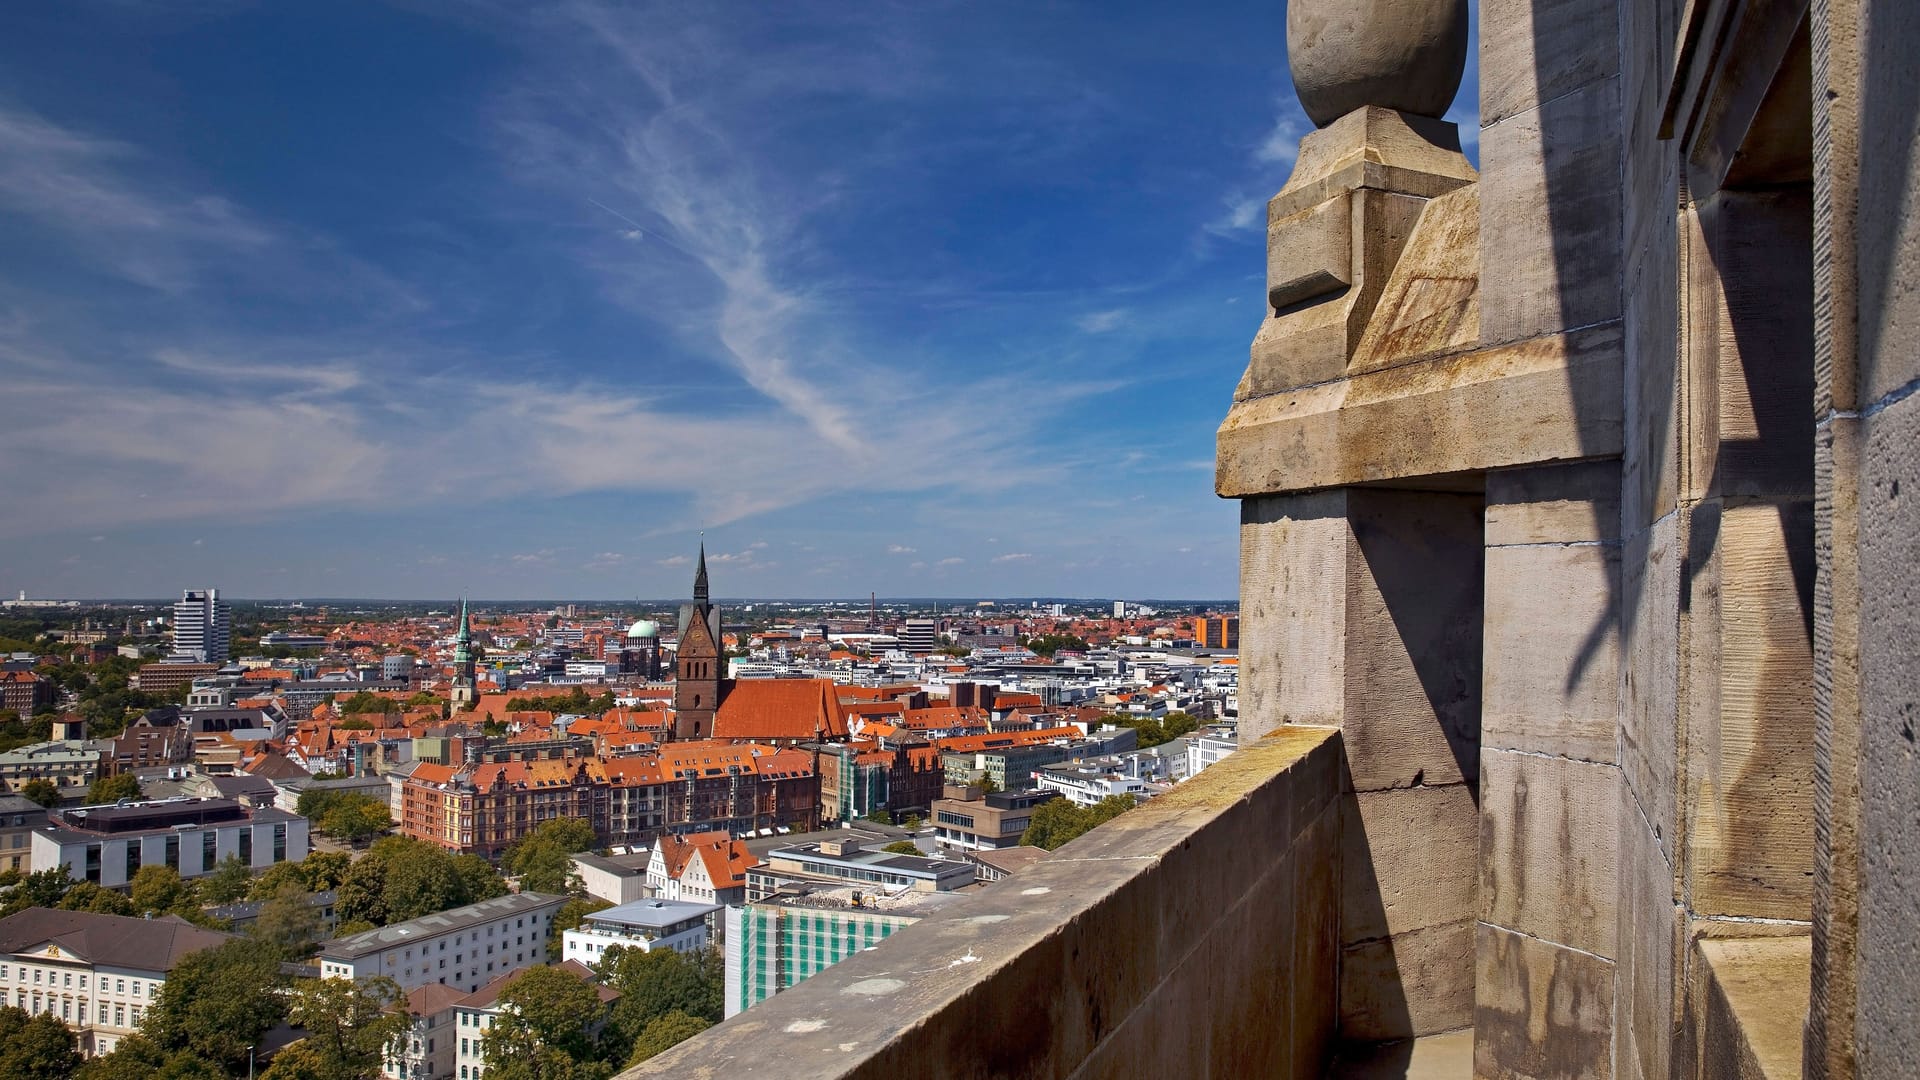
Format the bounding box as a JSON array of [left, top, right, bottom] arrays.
[[712, 679, 847, 742]]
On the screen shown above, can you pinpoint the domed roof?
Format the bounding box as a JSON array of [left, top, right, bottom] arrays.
[[626, 619, 660, 639]]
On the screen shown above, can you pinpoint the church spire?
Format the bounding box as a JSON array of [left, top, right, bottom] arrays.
[[693, 539, 710, 604]]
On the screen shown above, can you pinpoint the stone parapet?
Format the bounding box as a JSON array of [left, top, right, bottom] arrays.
[[622, 726, 1346, 1080]]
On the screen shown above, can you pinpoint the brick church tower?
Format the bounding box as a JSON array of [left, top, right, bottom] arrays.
[[672, 543, 728, 739]]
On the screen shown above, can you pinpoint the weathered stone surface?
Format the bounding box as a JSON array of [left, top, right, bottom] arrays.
[[1479, 750, 1620, 957], [1696, 188, 1818, 503], [1485, 459, 1621, 547], [1269, 192, 1354, 312], [1857, 389, 1920, 1080], [1239, 492, 1352, 741], [1619, 511, 1681, 853], [1218, 323, 1624, 498], [1344, 489, 1484, 791], [1344, 784, 1480, 945], [1694, 936, 1813, 1080], [1482, 542, 1620, 764], [1350, 184, 1480, 374], [1621, 197, 1680, 532], [1287, 0, 1468, 127], [1243, 189, 1430, 398], [1615, 779, 1682, 1080], [1479, 76, 1624, 347], [1340, 917, 1478, 1041], [1478, 0, 1619, 127], [1809, 411, 1863, 1080], [1685, 500, 1816, 921], [1271, 107, 1479, 220], [1474, 923, 1615, 1079]]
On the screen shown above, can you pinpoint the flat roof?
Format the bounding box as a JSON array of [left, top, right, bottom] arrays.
[[587, 898, 720, 930], [319, 891, 568, 961], [570, 851, 651, 876]]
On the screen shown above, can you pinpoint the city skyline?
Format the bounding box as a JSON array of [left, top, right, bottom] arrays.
[[0, 2, 1477, 600]]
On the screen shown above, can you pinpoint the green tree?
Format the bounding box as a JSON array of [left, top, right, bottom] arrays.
[[278, 975, 410, 1080], [0, 1003, 84, 1079], [978, 775, 1002, 794], [900, 813, 924, 830], [77, 1034, 223, 1080], [141, 939, 288, 1074], [882, 840, 922, 856], [250, 882, 322, 958], [453, 853, 509, 904], [862, 809, 894, 826], [485, 966, 608, 1065], [502, 818, 597, 894], [598, 944, 723, 1038], [198, 855, 252, 905], [318, 796, 391, 845], [57, 881, 135, 916], [1020, 794, 1137, 851], [17, 779, 59, 808], [336, 836, 498, 927], [547, 896, 613, 962], [626, 1009, 712, 1067], [128, 865, 195, 917], [2, 868, 73, 916], [87, 773, 142, 804]]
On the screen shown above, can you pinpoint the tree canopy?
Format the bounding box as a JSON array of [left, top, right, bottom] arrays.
[[335, 835, 506, 927], [627, 1010, 712, 1067], [137, 939, 289, 1075], [17, 779, 59, 808], [272, 975, 410, 1080], [1101, 710, 1201, 750], [1020, 794, 1137, 850], [502, 818, 597, 894], [87, 773, 142, 805], [0, 1003, 83, 1080]]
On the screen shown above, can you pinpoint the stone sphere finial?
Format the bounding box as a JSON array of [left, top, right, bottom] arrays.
[[1287, 0, 1469, 128]]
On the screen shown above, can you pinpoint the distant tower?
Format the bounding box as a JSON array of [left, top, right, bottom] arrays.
[[672, 543, 727, 740], [168, 588, 231, 664], [450, 599, 478, 710]]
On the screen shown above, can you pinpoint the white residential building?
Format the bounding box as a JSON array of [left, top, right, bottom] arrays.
[[317, 892, 568, 994], [30, 798, 308, 887], [385, 982, 463, 1080], [561, 898, 717, 967], [451, 960, 615, 1080], [0, 909, 234, 1057]]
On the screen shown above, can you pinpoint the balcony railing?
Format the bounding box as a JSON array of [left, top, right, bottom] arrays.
[[621, 725, 1344, 1079]]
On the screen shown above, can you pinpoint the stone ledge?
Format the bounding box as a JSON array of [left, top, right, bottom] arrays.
[[1695, 935, 1811, 1080], [1217, 323, 1625, 498], [620, 726, 1345, 1080]]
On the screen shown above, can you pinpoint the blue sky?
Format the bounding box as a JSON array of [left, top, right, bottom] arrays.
[[0, 1, 1476, 601]]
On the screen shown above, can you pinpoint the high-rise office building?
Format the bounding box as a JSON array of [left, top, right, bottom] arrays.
[[1112, 600, 1127, 619], [898, 618, 937, 655], [167, 589, 230, 664]]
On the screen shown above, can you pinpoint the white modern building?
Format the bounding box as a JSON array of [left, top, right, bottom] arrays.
[[167, 589, 230, 664], [317, 892, 567, 994], [1183, 730, 1239, 779], [561, 898, 718, 966], [897, 619, 937, 655], [0, 908, 234, 1057], [30, 798, 308, 887], [1033, 763, 1148, 807], [569, 850, 651, 906]]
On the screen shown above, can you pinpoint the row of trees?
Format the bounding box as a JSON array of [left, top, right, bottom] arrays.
[[1101, 709, 1201, 750], [294, 788, 392, 845], [0, 865, 233, 928], [1020, 794, 1138, 850], [14, 771, 140, 810], [500, 687, 618, 715]]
